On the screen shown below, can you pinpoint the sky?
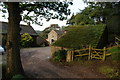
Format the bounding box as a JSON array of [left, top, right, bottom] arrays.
[[0, 0, 87, 31]]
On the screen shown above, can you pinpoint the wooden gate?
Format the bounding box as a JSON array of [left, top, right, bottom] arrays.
[[66, 45, 112, 62]]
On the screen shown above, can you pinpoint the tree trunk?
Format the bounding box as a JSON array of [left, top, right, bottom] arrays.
[[6, 2, 24, 77]]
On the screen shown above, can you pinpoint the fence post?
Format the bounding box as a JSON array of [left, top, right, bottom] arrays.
[[66, 51, 70, 62], [102, 47, 106, 61], [91, 46, 93, 59], [66, 50, 73, 62], [88, 45, 91, 60], [71, 51, 74, 61]]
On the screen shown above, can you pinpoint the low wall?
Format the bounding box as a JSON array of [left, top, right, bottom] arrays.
[[51, 46, 73, 62], [51, 46, 63, 55], [51, 46, 69, 54]]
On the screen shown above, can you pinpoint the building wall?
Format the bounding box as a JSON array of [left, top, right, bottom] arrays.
[[0, 34, 2, 45], [0, 22, 2, 45], [31, 35, 37, 47], [0, 21, 42, 47], [48, 30, 58, 44], [51, 46, 62, 55]]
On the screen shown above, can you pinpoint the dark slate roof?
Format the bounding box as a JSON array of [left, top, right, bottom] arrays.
[[0, 21, 38, 35], [20, 24, 38, 35], [54, 30, 64, 35], [0, 21, 8, 34], [36, 36, 48, 45]]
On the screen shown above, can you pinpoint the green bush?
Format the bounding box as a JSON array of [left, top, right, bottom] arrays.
[[11, 74, 25, 80], [52, 49, 67, 62], [108, 46, 120, 61], [20, 33, 33, 48]]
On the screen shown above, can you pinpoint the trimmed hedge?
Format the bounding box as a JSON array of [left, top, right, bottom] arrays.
[[53, 25, 105, 49]]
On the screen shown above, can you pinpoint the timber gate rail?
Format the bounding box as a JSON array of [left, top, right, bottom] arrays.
[[115, 37, 120, 45], [66, 45, 120, 62]]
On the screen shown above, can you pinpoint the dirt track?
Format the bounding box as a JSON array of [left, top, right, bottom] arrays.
[[20, 47, 105, 78]]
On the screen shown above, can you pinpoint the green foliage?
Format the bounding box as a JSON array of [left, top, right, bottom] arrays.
[[52, 49, 67, 62], [1, 2, 73, 25], [108, 46, 120, 61], [11, 74, 25, 80], [53, 25, 105, 49], [68, 2, 120, 33], [0, 2, 73, 26], [98, 66, 119, 78], [67, 8, 95, 25], [20, 33, 33, 48]]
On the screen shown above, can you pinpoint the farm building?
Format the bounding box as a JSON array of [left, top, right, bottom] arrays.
[[47, 30, 64, 44], [53, 25, 108, 49], [0, 21, 48, 47]]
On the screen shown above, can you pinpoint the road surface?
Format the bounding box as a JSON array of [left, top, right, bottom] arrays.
[[20, 47, 105, 78]]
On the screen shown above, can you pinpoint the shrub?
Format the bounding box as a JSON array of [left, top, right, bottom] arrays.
[[11, 74, 25, 80], [108, 46, 120, 61], [20, 33, 33, 48], [52, 49, 67, 62]]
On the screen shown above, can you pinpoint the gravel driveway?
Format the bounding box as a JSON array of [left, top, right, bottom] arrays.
[[20, 47, 105, 78]]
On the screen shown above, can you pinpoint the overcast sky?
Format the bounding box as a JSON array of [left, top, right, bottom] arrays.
[[0, 1, 87, 31]]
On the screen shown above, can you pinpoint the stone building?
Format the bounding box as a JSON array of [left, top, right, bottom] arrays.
[[47, 30, 64, 44], [0, 21, 48, 47]]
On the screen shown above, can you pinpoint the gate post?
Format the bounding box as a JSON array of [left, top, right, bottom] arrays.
[[88, 45, 91, 60], [66, 51, 71, 62], [102, 47, 106, 61], [66, 50, 74, 62], [71, 51, 74, 61]]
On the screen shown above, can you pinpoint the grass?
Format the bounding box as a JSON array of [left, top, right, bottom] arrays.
[[108, 46, 120, 61], [98, 65, 119, 78], [108, 46, 120, 53]]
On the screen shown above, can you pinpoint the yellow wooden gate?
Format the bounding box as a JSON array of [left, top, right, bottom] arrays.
[[66, 45, 112, 62]]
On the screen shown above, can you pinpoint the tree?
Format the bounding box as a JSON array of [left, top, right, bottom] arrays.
[[67, 7, 95, 25], [67, 2, 120, 46], [1, 2, 72, 78], [68, 2, 120, 26], [6, 3, 24, 77], [87, 2, 120, 42]]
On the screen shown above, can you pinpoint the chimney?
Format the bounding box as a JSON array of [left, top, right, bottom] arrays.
[[27, 22, 31, 26]]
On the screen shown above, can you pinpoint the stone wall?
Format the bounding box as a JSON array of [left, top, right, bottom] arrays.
[[51, 46, 73, 62], [51, 46, 62, 55]]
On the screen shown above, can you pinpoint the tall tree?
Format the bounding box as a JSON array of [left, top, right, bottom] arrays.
[[1, 2, 72, 78], [68, 2, 120, 26], [67, 7, 95, 25], [67, 1, 120, 46], [6, 3, 24, 77]]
